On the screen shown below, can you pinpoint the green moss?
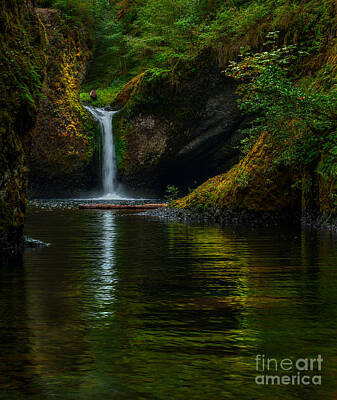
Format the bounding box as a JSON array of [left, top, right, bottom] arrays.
[[113, 113, 129, 171], [28, 8, 97, 196], [0, 0, 46, 253], [174, 133, 300, 212], [80, 84, 125, 107]]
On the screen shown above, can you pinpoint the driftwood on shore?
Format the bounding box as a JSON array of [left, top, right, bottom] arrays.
[[79, 203, 168, 210]]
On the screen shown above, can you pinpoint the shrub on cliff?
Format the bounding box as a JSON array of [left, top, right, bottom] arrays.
[[226, 34, 337, 183]]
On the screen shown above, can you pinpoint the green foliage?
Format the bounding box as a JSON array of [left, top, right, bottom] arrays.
[[132, 0, 200, 65], [226, 35, 337, 179], [165, 185, 180, 202], [43, 0, 337, 100], [114, 137, 126, 170], [80, 83, 125, 107], [83, 0, 202, 89], [37, 0, 93, 26]]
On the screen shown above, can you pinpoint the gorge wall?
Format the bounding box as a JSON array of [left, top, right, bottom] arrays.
[[0, 0, 46, 254], [28, 8, 98, 198]]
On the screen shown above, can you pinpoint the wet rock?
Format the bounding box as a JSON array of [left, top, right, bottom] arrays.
[[114, 67, 244, 192], [24, 236, 50, 249], [104, 105, 119, 112], [143, 206, 300, 228], [90, 89, 97, 100], [0, 1, 46, 254], [28, 10, 95, 199]]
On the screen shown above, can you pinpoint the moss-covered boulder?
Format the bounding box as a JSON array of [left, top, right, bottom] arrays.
[[113, 62, 244, 192], [0, 0, 46, 254], [174, 133, 337, 226], [28, 8, 98, 198], [174, 132, 300, 216]]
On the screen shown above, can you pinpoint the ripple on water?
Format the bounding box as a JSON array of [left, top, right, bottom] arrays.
[[0, 206, 335, 400]]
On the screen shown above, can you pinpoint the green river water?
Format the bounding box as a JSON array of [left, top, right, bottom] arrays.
[[0, 203, 336, 399]]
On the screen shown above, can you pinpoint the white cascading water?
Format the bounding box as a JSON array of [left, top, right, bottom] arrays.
[[84, 106, 122, 199]]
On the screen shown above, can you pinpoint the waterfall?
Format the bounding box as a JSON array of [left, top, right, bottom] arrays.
[[84, 106, 120, 198]]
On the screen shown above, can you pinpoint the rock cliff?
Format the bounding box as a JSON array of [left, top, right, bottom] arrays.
[[113, 63, 244, 192], [0, 0, 46, 253], [28, 8, 98, 198]]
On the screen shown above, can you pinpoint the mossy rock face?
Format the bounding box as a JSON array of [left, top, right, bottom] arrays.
[[174, 132, 301, 215], [113, 62, 244, 192], [28, 9, 98, 198], [172, 120, 337, 223], [0, 0, 46, 254]]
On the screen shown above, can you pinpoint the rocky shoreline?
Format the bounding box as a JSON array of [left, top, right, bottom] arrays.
[[26, 199, 337, 232], [143, 206, 300, 228], [301, 213, 337, 232], [143, 206, 337, 231]]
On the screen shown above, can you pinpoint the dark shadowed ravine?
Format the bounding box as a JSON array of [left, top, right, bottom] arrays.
[[0, 201, 337, 400]]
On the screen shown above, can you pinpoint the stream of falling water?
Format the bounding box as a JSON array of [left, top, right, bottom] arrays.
[[84, 106, 124, 199]]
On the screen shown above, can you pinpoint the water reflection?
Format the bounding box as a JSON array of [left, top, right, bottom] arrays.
[[0, 209, 336, 399], [92, 212, 118, 318]]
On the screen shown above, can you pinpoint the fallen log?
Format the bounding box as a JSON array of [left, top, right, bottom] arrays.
[[79, 203, 168, 210]]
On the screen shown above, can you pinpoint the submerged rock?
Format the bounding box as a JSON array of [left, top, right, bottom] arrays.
[[24, 236, 50, 249]]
